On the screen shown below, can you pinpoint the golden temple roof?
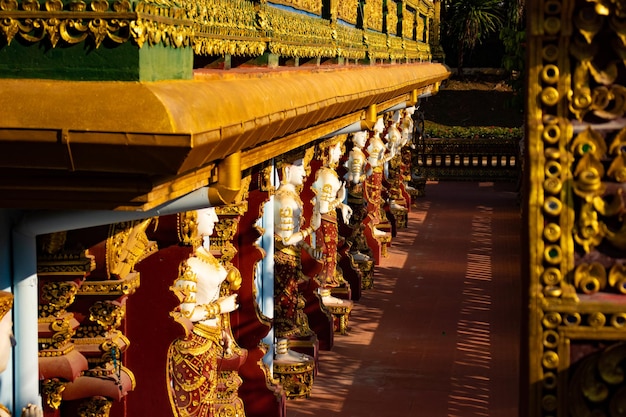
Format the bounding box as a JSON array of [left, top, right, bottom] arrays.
[[0, 62, 449, 210]]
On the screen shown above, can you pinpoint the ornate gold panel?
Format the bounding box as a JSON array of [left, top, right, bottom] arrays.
[[402, 6, 415, 40], [386, 0, 398, 35], [265, 4, 336, 58], [364, 29, 387, 60], [269, 0, 322, 17], [337, 0, 358, 25], [335, 22, 367, 59], [0, 0, 433, 62], [193, 0, 266, 56], [42, 379, 66, 410], [0, 0, 194, 48], [527, 0, 626, 415], [387, 33, 403, 60], [77, 396, 113, 417], [365, 0, 383, 32]]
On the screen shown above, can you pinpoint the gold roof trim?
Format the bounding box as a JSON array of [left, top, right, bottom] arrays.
[[0, 63, 450, 210]]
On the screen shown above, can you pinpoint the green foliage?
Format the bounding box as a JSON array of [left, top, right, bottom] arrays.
[[424, 121, 523, 141], [443, 0, 503, 74], [446, 0, 503, 50], [500, 27, 525, 110], [499, 0, 525, 110]]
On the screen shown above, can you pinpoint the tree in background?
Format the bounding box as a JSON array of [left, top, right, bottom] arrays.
[[442, 0, 503, 77], [500, 0, 526, 111]]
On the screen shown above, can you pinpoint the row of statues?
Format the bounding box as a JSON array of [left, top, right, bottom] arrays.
[[0, 108, 412, 417], [165, 107, 419, 413], [0, 106, 419, 417]]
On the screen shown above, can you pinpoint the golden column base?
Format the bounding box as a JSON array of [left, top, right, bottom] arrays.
[[356, 259, 375, 290], [375, 230, 392, 258], [273, 356, 315, 399], [390, 206, 409, 229], [325, 302, 353, 335]]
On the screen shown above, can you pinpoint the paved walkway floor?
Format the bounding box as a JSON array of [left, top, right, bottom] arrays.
[[286, 181, 522, 417]]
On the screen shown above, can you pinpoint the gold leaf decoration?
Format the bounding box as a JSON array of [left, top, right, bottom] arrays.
[[574, 262, 607, 294]]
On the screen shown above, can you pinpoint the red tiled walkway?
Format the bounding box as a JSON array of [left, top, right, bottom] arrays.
[[286, 181, 521, 417]]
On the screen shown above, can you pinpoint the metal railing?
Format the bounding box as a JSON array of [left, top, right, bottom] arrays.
[[413, 137, 521, 181]]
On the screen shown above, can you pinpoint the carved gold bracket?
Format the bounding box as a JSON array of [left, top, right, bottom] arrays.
[[42, 378, 66, 410]]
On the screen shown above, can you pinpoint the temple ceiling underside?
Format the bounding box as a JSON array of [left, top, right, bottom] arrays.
[[0, 63, 449, 211]]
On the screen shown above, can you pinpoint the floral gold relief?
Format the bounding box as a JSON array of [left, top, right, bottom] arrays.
[[337, 0, 358, 24], [0, 0, 435, 62], [528, 0, 626, 415]]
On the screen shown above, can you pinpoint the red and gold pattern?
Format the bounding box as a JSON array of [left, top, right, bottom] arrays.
[[167, 324, 221, 417], [274, 240, 314, 339], [364, 168, 384, 225], [315, 212, 342, 288]]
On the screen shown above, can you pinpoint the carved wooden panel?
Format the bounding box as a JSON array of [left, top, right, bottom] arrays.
[[337, 0, 359, 25], [365, 0, 383, 32], [526, 0, 626, 415]]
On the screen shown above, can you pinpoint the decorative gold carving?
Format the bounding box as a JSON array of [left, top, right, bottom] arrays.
[[326, 302, 352, 334], [0, 0, 138, 47], [587, 0, 626, 17], [387, 33, 404, 60], [574, 263, 607, 294], [402, 7, 414, 39], [77, 271, 140, 295], [208, 177, 251, 265], [192, 0, 265, 56], [608, 264, 626, 293], [42, 378, 66, 410], [0, 0, 432, 61], [335, 22, 367, 60], [0, 0, 435, 60], [130, 0, 194, 49], [385, 0, 397, 36], [364, 29, 387, 60], [77, 396, 113, 417], [106, 218, 156, 279], [272, 358, 315, 399], [38, 342, 76, 357], [37, 245, 95, 277], [337, 0, 358, 24], [177, 210, 200, 247], [355, 258, 374, 289], [88, 300, 125, 331], [269, 0, 322, 17], [39, 281, 79, 318], [524, 1, 626, 414], [569, 342, 626, 417], [365, 0, 383, 32], [265, 4, 336, 58], [260, 164, 274, 193], [39, 316, 76, 352]]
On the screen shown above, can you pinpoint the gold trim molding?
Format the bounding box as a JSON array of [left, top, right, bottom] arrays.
[[0, 0, 193, 48], [0, 0, 435, 60], [77, 272, 140, 296]]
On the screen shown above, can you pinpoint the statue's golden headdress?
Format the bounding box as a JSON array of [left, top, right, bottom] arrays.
[[177, 210, 200, 247], [0, 291, 13, 320], [316, 135, 347, 167], [276, 146, 315, 179]]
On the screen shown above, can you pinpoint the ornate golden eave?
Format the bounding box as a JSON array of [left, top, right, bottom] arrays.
[[0, 62, 449, 211]]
